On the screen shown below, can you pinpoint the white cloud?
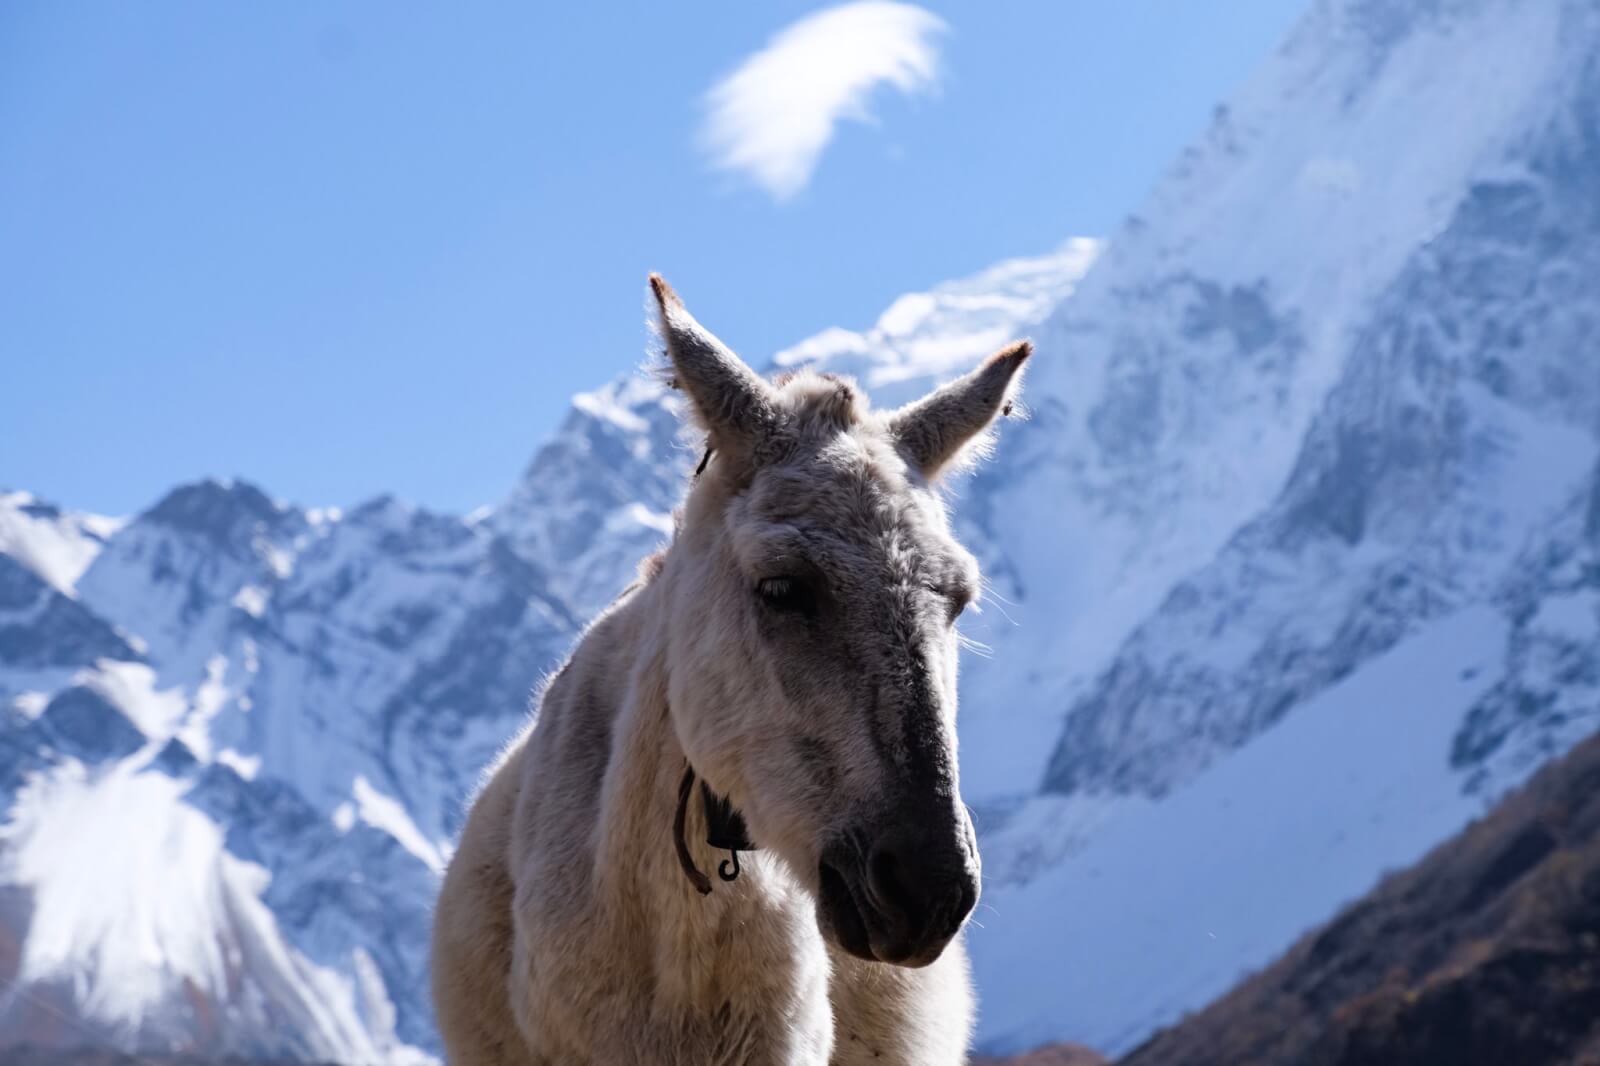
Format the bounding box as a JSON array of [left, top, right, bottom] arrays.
[[701, 2, 947, 202]]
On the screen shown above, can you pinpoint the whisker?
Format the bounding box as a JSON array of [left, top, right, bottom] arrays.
[[977, 577, 1023, 628], [957, 631, 994, 659], [981, 596, 1021, 629], [979, 577, 1018, 607]]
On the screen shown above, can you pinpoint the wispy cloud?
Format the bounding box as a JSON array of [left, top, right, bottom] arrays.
[[700, 2, 947, 202]]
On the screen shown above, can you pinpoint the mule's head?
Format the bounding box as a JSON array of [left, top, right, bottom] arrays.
[[651, 275, 1028, 968]]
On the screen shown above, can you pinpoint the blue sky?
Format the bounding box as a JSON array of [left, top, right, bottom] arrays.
[[1, 1, 1307, 516]]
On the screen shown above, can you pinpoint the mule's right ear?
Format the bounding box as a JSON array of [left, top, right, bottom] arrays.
[[650, 274, 778, 454]]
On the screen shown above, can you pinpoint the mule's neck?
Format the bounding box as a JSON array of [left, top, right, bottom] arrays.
[[591, 576, 746, 898], [585, 575, 799, 1010]]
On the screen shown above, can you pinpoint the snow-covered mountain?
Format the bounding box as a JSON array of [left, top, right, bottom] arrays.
[[3, 0, 1599, 1058], [972, 0, 1600, 1053]]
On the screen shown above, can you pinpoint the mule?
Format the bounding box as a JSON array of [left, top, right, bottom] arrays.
[[431, 274, 1031, 1065]]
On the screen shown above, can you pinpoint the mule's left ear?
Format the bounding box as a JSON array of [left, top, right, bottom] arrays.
[[889, 341, 1032, 479], [650, 274, 778, 454]]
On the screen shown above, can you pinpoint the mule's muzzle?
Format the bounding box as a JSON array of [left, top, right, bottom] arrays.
[[817, 823, 979, 967]]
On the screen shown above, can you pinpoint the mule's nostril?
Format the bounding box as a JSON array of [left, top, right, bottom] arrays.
[[817, 856, 874, 962], [867, 846, 918, 920]]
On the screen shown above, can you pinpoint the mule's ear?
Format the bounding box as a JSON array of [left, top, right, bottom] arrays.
[[889, 341, 1032, 478], [650, 274, 777, 453]]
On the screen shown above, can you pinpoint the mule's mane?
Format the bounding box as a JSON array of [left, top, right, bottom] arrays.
[[768, 368, 868, 435], [658, 359, 869, 434]]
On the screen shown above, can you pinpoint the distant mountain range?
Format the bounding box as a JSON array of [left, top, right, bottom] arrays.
[[3, 0, 1598, 1059]]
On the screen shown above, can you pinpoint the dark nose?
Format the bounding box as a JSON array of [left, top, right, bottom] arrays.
[[864, 824, 980, 963]]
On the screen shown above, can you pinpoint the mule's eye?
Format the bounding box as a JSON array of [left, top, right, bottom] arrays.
[[757, 576, 815, 615]]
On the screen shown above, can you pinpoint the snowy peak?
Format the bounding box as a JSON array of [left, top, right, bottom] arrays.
[[774, 238, 1102, 407], [1099, 0, 1567, 341], [489, 374, 683, 619], [141, 478, 304, 562], [68, 479, 312, 679]]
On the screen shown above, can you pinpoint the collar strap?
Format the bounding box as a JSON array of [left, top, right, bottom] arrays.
[[673, 763, 758, 895]]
